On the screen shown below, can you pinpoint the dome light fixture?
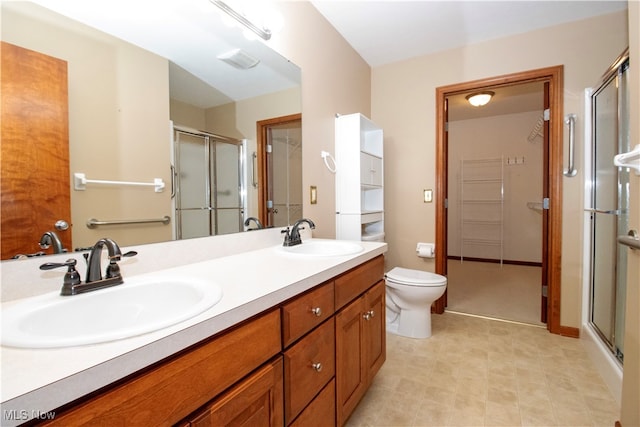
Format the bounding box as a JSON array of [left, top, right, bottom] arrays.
[[465, 91, 495, 107]]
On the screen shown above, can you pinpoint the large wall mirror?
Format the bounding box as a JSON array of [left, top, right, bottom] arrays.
[[1, 0, 301, 260]]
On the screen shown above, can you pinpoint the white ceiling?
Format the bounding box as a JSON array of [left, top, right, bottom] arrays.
[[310, 0, 628, 68], [310, 0, 627, 120]]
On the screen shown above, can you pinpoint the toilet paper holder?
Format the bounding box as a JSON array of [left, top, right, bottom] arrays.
[[416, 242, 435, 258]]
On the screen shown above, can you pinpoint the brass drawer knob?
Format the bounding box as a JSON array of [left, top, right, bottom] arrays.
[[311, 362, 323, 372], [310, 307, 322, 317]]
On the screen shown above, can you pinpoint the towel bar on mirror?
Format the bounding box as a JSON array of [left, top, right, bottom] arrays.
[[74, 173, 165, 192], [86, 216, 171, 229]]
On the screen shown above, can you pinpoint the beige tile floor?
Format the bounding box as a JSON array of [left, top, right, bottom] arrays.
[[346, 312, 620, 427]]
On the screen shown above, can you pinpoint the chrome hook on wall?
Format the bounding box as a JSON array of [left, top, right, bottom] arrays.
[[563, 114, 578, 177]]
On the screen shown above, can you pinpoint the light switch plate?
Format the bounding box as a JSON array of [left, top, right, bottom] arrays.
[[424, 189, 433, 203], [310, 186, 317, 204]]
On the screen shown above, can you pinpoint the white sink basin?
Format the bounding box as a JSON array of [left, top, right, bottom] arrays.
[[276, 239, 364, 257], [1, 276, 223, 348]]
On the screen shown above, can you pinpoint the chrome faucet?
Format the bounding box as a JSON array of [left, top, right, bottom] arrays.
[[244, 217, 264, 230], [283, 218, 316, 246], [39, 231, 66, 254], [39, 238, 136, 296], [86, 238, 123, 283]]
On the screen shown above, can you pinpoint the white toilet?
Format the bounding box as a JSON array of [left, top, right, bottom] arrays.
[[385, 267, 447, 339]]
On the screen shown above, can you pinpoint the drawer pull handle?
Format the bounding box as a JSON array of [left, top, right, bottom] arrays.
[[363, 310, 375, 320], [310, 307, 322, 317], [311, 362, 323, 372]]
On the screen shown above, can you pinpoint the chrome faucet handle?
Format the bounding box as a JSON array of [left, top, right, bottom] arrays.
[[281, 227, 292, 246], [106, 250, 137, 279], [40, 259, 82, 295]]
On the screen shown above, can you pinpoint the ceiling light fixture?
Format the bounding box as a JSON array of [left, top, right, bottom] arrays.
[[465, 91, 495, 107], [210, 0, 272, 41]]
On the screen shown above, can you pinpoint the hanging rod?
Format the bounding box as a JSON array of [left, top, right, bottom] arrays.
[[74, 173, 165, 192], [86, 216, 171, 229]]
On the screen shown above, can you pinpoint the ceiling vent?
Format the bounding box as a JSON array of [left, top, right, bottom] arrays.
[[217, 48, 259, 70]]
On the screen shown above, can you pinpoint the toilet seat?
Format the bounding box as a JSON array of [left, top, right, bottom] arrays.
[[385, 267, 446, 287]]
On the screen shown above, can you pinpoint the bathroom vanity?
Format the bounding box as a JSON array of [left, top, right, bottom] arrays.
[[0, 235, 386, 426]]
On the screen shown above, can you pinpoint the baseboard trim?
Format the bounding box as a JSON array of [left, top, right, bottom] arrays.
[[447, 256, 542, 267], [559, 325, 580, 338]]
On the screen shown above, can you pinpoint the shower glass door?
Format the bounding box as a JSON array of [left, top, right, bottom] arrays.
[[174, 129, 243, 239], [589, 54, 629, 364]]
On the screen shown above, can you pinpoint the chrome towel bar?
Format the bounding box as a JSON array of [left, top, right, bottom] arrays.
[[618, 230, 639, 250], [86, 216, 171, 229], [74, 173, 165, 192]]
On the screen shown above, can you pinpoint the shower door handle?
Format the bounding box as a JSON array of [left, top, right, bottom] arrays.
[[563, 114, 578, 177], [584, 208, 623, 215]]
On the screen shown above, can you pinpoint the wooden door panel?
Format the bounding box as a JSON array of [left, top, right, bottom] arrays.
[[335, 297, 366, 426], [1, 42, 71, 259], [365, 281, 386, 382]]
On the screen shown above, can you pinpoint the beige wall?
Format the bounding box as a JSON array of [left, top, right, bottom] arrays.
[[621, 2, 639, 425], [448, 111, 544, 263], [371, 11, 628, 329], [268, 2, 372, 237]]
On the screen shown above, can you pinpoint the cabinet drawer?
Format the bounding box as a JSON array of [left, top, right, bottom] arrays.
[[335, 255, 384, 310], [284, 318, 335, 424], [282, 281, 335, 347], [44, 310, 282, 426], [290, 379, 336, 427]]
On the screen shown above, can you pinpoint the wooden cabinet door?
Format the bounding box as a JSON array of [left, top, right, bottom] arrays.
[[188, 357, 284, 427], [335, 297, 366, 427], [364, 281, 386, 384]]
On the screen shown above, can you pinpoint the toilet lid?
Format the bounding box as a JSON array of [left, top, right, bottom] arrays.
[[385, 267, 447, 287]]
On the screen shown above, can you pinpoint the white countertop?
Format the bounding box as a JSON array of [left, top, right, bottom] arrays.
[[0, 239, 386, 425]]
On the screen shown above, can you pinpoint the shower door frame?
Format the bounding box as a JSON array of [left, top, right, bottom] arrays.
[[585, 49, 629, 364], [172, 126, 244, 239], [435, 65, 570, 336]]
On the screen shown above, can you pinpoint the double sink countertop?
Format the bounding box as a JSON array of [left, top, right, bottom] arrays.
[[0, 238, 387, 425]]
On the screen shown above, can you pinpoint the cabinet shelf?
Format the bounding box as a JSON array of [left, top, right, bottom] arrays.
[[459, 156, 504, 263], [336, 113, 384, 241]]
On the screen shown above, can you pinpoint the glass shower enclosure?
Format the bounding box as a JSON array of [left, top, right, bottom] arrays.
[[587, 49, 630, 364], [173, 128, 244, 239]]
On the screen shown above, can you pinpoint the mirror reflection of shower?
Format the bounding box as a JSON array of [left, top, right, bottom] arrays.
[[172, 127, 244, 240], [266, 120, 303, 227]]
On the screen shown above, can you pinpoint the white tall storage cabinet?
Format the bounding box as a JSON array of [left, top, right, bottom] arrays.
[[335, 113, 384, 241]]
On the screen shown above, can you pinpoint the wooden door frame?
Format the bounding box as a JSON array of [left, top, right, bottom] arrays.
[[256, 113, 302, 226], [434, 66, 570, 336]]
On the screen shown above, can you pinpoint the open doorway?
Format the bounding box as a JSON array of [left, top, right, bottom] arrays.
[[434, 66, 573, 336], [445, 82, 546, 326]]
